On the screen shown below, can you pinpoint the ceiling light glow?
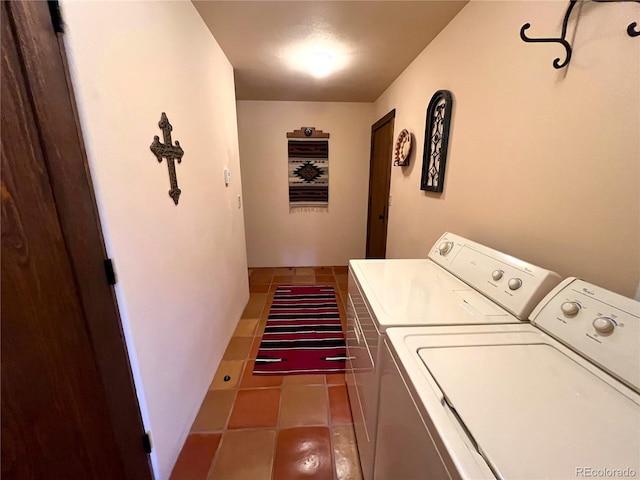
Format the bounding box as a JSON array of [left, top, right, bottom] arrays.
[[280, 33, 350, 80], [310, 52, 334, 78]]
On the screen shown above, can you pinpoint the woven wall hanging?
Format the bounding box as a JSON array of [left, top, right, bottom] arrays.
[[286, 127, 330, 212]]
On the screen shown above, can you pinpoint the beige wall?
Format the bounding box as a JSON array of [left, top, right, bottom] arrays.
[[61, 1, 248, 478], [237, 101, 373, 267], [375, 1, 640, 297]]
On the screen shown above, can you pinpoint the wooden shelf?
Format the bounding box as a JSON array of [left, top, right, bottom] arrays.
[[286, 127, 330, 139]]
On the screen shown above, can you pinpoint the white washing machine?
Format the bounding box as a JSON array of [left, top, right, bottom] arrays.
[[346, 232, 562, 479], [377, 278, 640, 479]]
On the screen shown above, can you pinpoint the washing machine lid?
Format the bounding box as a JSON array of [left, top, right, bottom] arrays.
[[350, 259, 513, 329], [418, 343, 640, 479]]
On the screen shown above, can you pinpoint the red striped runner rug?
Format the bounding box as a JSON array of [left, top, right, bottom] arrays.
[[253, 285, 346, 375]]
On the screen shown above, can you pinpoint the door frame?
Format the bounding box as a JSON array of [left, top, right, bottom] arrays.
[[3, 2, 152, 478], [365, 109, 396, 258]]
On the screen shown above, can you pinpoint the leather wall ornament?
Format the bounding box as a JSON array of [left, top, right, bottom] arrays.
[[393, 129, 412, 166]]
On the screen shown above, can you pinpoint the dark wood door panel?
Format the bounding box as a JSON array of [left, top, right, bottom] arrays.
[[2, 3, 153, 478], [6, 4, 152, 477], [366, 110, 395, 258], [1, 9, 125, 478]]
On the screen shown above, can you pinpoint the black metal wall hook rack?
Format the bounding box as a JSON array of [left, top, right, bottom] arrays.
[[520, 0, 640, 69]]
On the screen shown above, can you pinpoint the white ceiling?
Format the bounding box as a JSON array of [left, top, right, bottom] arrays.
[[193, 1, 468, 102]]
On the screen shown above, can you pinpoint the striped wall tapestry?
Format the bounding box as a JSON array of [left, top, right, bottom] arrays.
[[288, 139, 329, 212]]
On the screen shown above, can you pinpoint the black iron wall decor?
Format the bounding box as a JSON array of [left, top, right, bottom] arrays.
[[421, 90, 453, 193], [150, 112, 184, 205], [520, 0, 640, 70]]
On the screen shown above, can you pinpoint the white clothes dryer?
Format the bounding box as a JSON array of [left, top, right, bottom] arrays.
[[377, 278, 640, 479], [346, 232, 561, 479]]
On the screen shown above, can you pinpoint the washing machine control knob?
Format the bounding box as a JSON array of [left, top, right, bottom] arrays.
[[560, 301, 580, 317], [508, 278, 523, 290], [438, 242, 454, 256], [491, 270, 504, 281], [593, 317, 615, 335]]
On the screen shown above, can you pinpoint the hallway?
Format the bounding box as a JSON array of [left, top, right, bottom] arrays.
[[170, 266, 362, 479]]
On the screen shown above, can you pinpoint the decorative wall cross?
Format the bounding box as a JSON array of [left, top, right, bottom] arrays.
[[150, 112, 184, 205]]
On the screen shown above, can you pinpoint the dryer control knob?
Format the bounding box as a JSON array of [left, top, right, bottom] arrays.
[[561, 302, 580, 317], [508, 278, 522, 290], [492, 270, 504, 281], [593, 317, 615, 335], [438, 242, 453, 256]]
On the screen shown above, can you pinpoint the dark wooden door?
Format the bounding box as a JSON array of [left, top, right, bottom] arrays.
[[365, 110, 395, 258], [1, 3, 152, 479]]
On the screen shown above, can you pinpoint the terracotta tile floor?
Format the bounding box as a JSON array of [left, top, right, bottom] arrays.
[[170, 266, 362, 480]]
